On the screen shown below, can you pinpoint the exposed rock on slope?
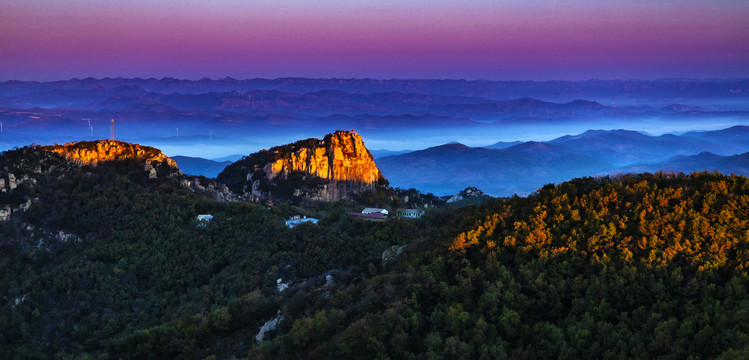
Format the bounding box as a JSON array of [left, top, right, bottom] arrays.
[[41, 140, 178, 168], [1, 142, 236, 228], [218, 130, 386, 202], [261, 130, 381, 183], [446, 187, 491, 203], [38, 140, 239, 201]]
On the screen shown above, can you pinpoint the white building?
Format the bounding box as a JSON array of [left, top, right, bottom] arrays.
[[362, 208, 389, 215]]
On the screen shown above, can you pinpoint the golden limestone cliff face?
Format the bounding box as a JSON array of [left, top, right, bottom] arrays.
[[263, 130, 381, 183], [41, 140, 178, 168], [217, 130, 384, 202]]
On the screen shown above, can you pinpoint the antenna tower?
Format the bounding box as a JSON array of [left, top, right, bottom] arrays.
[[111, 119, 115, 140]]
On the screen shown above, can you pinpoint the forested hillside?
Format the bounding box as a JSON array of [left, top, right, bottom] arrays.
[[0, 147, 417, 359], [250, 172, 749, 359], [3, 144, 749, 359]]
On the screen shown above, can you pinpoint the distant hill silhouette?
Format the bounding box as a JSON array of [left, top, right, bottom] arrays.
[[379, 126, 749, 196], [1, 77, 747, 153]]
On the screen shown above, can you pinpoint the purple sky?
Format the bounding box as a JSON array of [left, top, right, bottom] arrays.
[[1, 0, 748, 81]]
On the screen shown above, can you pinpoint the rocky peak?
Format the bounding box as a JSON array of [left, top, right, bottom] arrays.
[[218, 130, 386, 203], [40, 140, 178, 168], [262, 130, 381, 183], [446, 187, 489, 203]]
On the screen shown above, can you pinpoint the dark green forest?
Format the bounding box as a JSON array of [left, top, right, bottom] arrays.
[[2, 147, 749, 359], [251, 172, 749, 359], [1, 148, 415, 359]]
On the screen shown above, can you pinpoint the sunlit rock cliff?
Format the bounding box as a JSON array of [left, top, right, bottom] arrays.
[[41, 140, 178, 168], [262, 130, 381, 183], [218, 130, 386, 202], [0, 141, 236, 228]]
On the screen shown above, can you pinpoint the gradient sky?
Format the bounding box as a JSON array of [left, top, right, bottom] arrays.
[[1, 0, 748, 81]]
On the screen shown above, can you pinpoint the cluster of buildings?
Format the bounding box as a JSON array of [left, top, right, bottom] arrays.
[[282, 207, 424, 229], [348, 207, 424, 222], [200, 206, 424, 231]]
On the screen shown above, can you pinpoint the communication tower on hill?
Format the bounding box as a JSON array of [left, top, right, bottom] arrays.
[[111, 119, 115, 140]]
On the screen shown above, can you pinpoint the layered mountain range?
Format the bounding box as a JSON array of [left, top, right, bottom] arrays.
[[1, 77, 746, 156], [8, 125, 746, 202], [2, 77, 748, 102], [0, 77, 747, 198], [377, 126, 749, 196]]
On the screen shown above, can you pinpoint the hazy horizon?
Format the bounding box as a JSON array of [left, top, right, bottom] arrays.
[[1, 76, 747, 159], [2, 0, 747, 181]]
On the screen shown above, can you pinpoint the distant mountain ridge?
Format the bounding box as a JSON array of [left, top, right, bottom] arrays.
[[3, 77, 748, 101], [1, 77, 746, 191], [378, 126, 749, 196], [623, 151, 749, 175], [1, 77, 747, 153], [54, 124, 744, 198]]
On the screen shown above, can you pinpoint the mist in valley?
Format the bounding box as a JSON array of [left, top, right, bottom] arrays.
[[1, 78, 747, 196]]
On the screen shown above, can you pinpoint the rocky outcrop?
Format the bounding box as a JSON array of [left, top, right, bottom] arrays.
[[262, 130, 381, 183], [41, 140, 178, 168], [382, 244, 408, 263], [218, 130, 386, 202], [0, 205, 11, 222], [183, 176, 239, 203], [446, 187, 490, 203], [0, 143, 233, 230]]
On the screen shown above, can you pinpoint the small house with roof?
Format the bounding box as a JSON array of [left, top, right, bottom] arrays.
[[362, 208, 389, 215], [348, 207, 389, 222]]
